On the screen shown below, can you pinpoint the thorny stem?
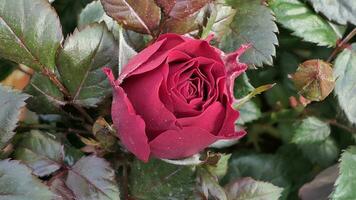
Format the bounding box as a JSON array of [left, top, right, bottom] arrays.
[[17, 124, 92, 135], [327, 28, 356, 63], [41, 68, 71, 98], [122, 164, 129, 200], [72, 104, 94, 124], [327, 119, 356, 134], [40, 68, 94, 124]]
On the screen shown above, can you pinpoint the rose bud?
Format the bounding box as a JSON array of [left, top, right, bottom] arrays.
[[291, 59, 335, 102], [103, 33, 249, 162]]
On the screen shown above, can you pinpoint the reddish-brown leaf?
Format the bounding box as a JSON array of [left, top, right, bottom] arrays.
[[171, 0, 211, 18], [101, 0, 161, 34], [155, 0, 176, 15]]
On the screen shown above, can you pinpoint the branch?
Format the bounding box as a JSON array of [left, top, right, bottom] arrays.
[[327, 119, 356, 134], [41, 68, 71, 98], [327, 28, 356, 63]]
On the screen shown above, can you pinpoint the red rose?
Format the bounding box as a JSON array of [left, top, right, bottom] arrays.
[[103, 33, 249, 162]]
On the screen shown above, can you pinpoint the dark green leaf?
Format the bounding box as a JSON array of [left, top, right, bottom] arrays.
[[52, 0, 92, 35], [307, 0, 356, 25], [100, 0, 161, 34], [78, 1, 107, 27], [25, 73, 65, 114], [299, 165, 338, 200], [78, 0, 121, 40], [234, 73, 255, 99], [223, 153, 290, 188], [225, 177, 283, 200], [236, 101, 261, 125], [57, 23, 119, 107], [264, 83, 291, 108], [0, 85, 29, 149], [0, 58, 16, 81], [14, 130, 64, 177], [331, 146, 356, 200], [0, 0, 63, 71], [66, 155, 120, 200], [269, 0, 341, 47], [220, 0, 278, 67], [122, 29, 150, 51], [0, 159, 54, 200], [334, 43, 356, 124], [299, 137, 339, 167], [224, 147, 313, 200], [129, 159, 195, 200], [292, 117, 330, 144], [78, 1, 137, 73]]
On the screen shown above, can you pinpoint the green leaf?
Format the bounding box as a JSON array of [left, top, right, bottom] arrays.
[[78, 0, 121, 40], [292, 117, 330, 144], [234, 73, 255, 99], [0, 0, 63, 71], [269, 0, 341, 47], [307, 0, 356, 25], [130, 159, 195, 200], [197, 167, 228, 200], [57, 23, 119, 107], [13, 130, 64, 177], [334, 43, 356, 124], [223, 153, 290, 188], [223, 147, 313, 199], [332, 146, 356, 200], [299, 137, 339, 167], [220, 0, 278, 67], [0, 159, 54, 200], [66, 155, 120, 200], [101, 0, 161, 34], [0, 85, 29, 149], [201, 2, 237, 40], [78, 1, 137, 73], [25, 73, 66, 114], [78, 1, 108, 27], [118, 28, 137, 73], [207, 154, 232, 178], [225, 177, 283, 200], [236, 101, 262, 125]]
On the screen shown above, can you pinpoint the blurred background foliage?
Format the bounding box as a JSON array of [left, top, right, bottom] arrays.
[[0, 0, 356, 199]]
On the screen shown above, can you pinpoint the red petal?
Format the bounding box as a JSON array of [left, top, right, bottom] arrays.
[[149, 126, 217, 159], [103, 68, 150, 162], [217, 97, 246, 139], [122, 65, 179, 140], [178, 102, 225, 134], [118, 39, 167, 82]]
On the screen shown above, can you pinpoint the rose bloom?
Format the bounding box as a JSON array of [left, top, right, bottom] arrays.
[[103, 33, 249, 162]]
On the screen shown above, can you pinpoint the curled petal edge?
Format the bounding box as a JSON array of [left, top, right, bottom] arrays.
[[224, 44, 251, 102]]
